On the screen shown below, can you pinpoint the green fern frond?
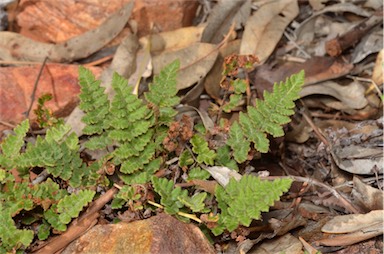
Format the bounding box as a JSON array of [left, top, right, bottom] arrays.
[[0, 209, 34, 252], [213, 175, 292, 235], [187, 167, 211, 181], [0, 120, 29, 169], [228, 71, 304, 161], [190, 134, 216, 165], [57, 189, 95, 224], [145, 60, 180, 126], [226, 122, 250, 163], [78, 66, 110, 135], [178, 192, 209, 213], [44, 205, 67, 231], [151, 176, 188, 215]]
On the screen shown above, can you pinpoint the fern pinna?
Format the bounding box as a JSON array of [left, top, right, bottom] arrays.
[[227, 70, 305, 162]]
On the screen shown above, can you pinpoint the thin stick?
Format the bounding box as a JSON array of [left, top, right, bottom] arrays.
[[25, 57, 48, 118]]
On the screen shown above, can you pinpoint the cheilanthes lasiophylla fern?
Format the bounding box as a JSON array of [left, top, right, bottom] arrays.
[[0, 58, 304, 252]]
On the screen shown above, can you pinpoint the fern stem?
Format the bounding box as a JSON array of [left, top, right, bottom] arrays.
[[147, 201, 202, 223]]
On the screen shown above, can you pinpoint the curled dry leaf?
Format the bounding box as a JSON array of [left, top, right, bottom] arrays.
[[352, 176, 383, 211], [321, 210, 384, 234], [240, 0, 299, 63], [0, 1, 134, 62], [152, 43, 219, 90], [201, 0, 248, 44], [351, 26, 383, 63], [300, 80, 368, 110]]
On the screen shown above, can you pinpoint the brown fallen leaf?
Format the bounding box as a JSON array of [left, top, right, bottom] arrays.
[[201, 0, 248, 44], [152, 42, 219, 90], [240, 0, 299, 63], [352, 176, 384, 211], [0, 1, 134, 62], [300, 80, 368, 110], [140, 26, 205, 54], [316, 210, 384, 246]]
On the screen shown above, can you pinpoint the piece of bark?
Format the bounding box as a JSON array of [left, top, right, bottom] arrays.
[[325, 9, 383, 57]]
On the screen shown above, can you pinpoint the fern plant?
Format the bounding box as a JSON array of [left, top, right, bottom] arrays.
[[212, 175, 292, 235], [227, 70, 304, 162], [0, 57, 305, 252], [0, 120, 98, 252]]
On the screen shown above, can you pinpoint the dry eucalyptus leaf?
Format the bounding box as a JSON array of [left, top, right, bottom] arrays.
[[139, 26, 205, 54], [352, 26, 383, 63], [331, 145, 383, 175], [352, 176, 383, 211], [240, 0, 299, 63], [204, 166, 242, 187], [101, 34, 140, 96], [372, 49, 383, 85], [300, 80, 368, 110], [250, 234, 303, 254], [322, 210, 384, 234], [152, 42, 219, 90], [201, 0, 248, 44], [0, 1, 134, 62], [294, 2, 371, 53]]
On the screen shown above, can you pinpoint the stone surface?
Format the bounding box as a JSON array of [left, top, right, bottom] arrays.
[[16, 0, 199, 43], [62, 213, 215, 254], [0, 64, 101, 133]]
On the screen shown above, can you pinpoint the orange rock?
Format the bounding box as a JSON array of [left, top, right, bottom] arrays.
[[16, 0, 199, 43], [0, 64, 101, 132], [61, 213, 215, 254]]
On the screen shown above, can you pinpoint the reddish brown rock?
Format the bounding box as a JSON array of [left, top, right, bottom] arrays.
[[16, 0, 199, 43], [0, 64, 101, 133], [62, 213, 215, 254]]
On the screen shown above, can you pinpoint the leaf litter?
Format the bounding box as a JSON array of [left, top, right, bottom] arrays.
[[0, 0, 382, 253]]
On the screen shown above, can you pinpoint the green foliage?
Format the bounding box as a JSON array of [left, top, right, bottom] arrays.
[[152, 176, 189, 215], [179, 150, 194, 167], [0, 210, 34, 252], [222, 79, 247, 113], [190, 134, 216, 165], [226, 122, 250, 163], [0, 119, 29, 169], [228, 71, 305, 162], [0, 58, 304, 251], [145, 60, 180, 126], [216, 145, 239, 171], [178, 192, 210, 213], [78, 66, 110, 135], [111, 185, 143, 210], [57, 190, 95, 224], [152, 176, 209, 214], [187, 167, 211, 181], [34, 93, 63, 128], [212, 175, 292, 235]]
